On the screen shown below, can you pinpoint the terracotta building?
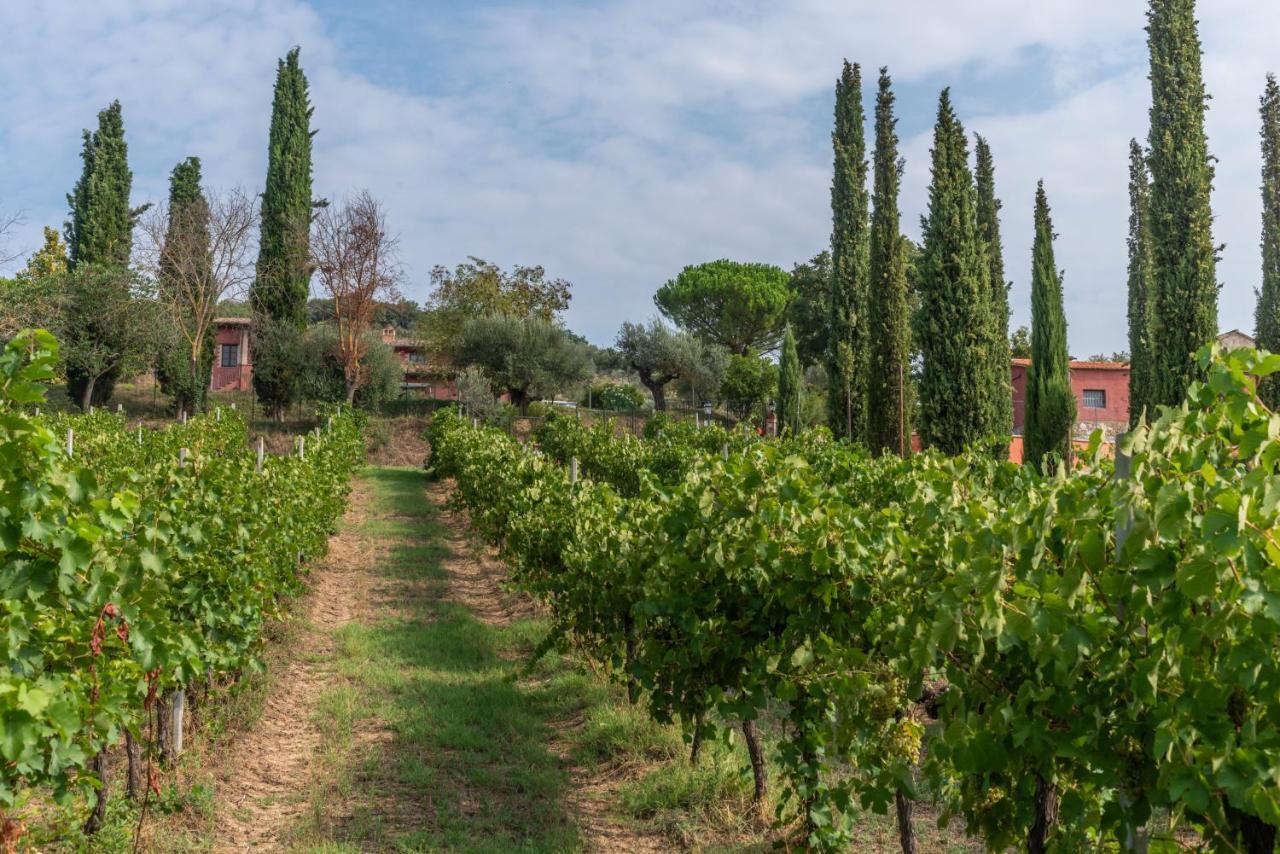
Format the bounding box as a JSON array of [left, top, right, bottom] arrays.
[[379, 325, 458, 399], [211, 317, 252, 392], [1011, 358, 1131, 440]]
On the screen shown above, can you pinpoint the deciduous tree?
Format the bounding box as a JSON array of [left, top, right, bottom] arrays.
[[421, 257, 571, 354], [311, 191, 402, 404], [453, 315, 592, 414], [786, 251, 830, 367]]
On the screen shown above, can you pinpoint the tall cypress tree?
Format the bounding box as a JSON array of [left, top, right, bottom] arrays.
[[777, 325, 803, 435], [1147, 0, 1218, 407], [974, 135, 1012, 457], [1024, 183, 1075, 473], [1127, 140, 1157, 426], [866, 68, 911, 457], [1256, 75, 1280, 409], [156, 157, 215, 413], [251, 47, 315, 419], [64, 100, 143, 407], [827, 60, 870, 442], [917, 89, 991, 455]]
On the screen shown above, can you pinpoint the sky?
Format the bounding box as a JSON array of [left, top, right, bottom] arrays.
[[0, 1, 1277, 357]]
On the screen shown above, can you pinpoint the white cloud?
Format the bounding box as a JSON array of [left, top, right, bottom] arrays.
[[0, 0, 1275, 356]]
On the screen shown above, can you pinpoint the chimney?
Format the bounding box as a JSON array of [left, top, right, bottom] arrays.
[[382, 324, 396, 343]]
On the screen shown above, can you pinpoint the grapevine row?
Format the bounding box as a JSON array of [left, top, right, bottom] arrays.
[[0, 330, 364, 833], [428, 344, 1280, 852]]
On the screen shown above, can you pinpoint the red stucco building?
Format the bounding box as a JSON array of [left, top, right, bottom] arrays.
[[379, 325, 458, 399], [1010, 358, 1131, 439], [211, 317, 252, 392]]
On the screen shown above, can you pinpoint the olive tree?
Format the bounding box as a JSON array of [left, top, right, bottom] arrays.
[[453, 314, 592, 413]]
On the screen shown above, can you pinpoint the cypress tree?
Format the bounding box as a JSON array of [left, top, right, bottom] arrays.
[[1146, 0, 1218, 407], [827, 60, 870, 442], [1024, 183, 1075, 473], [1127, 140, 1157, 426], [251, 47, 315, 419], [974, 135, 1013, 457], [156, 157, 215, 413], [1256, 75, 1280, 409], [777, 325, 803, 435], [866, 68, 911, 457], [64, 100, 143, 407], [917, 90, 991, 455]]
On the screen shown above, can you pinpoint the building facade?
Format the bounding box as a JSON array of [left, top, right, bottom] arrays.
[[1010, 358, 1131, 440], [211, 317, 252, 392]]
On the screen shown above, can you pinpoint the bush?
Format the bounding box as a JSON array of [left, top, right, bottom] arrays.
[[580, 381, 646, 411], [298, 325, 404, 409]]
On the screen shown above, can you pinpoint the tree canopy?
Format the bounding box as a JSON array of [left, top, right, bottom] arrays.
[[786, 251, 830, 367], [654, 259, 789, 356], [453, 314, 592, 413], [616, 319, 714, 411], [421, 257, 571, 354]]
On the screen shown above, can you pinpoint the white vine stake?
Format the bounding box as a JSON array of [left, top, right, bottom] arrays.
[[722, 444, 729, 460], [171, 689, 186, 757], [180, 409, 187, 424], [298, 436, 305, 461], [66, 428, 74, 458], [570, 457, 579, 484], [179, 447, 188, 468], [215, 407, 221, 422], [116, 403, 123, 413], [138, 425, 143, 444], [256, 437, 265, 473]]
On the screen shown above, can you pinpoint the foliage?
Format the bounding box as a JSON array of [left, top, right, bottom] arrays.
[[64, 100, 146, 407], [654, 260, 789, 357], [18, 228, 68, 282], [453, 314, 592, 413], [827, 60, 871, 442], [974, 135, 1013, 456], [154, 157, 214, 414], [787, 251, 830, 368], [916, 89, 992, 456], [58, 266, 162, 411], [1257, 76, 1280, 410], [866, 68, 911, 458], [0, 329, 361, 836], [615, 319, 714, 411], [581, 381, 646, 412], [1128, 139, 1158, 426], [251, 47, 315, 417], [420, 257, 571, 355], [455, 365, 505, 422], [719, 351, 777, 423], [430, 343, 1280, 851], [1010, 325, 1032, 359], [1147, 0, 1219, 408], [776, 326, 802, 435], [299, 324, 404, 409], [1024, 183, 1075, 473]]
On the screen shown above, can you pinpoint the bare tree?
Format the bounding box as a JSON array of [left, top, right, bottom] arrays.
[[311, 191, 401, 403], [137, 188, 258, 410]]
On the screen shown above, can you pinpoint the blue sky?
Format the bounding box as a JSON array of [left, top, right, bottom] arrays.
[[0, 1, 1276, 356]]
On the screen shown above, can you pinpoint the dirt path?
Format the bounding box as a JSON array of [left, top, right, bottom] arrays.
[[211, 479, 375, 851], [423, 480, 669, 854]]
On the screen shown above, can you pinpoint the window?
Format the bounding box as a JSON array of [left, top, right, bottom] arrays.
[[1082, 388, 1106, 409], [221, 344, 239, 368], [407, 351, 426, 364]]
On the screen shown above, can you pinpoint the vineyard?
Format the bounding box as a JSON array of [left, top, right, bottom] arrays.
[[428, 344, 1280, 852], [0, 330, 364, 844]]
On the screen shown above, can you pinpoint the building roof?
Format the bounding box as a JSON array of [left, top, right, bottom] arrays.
[[214, 316, 252, 327], [1012, 358, 1129, 371]]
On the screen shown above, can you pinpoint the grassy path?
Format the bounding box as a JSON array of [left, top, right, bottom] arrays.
[[206, 467, 695, 852]]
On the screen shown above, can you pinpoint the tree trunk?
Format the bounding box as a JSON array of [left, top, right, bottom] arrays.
[[689, 710, 704, 766], [82, 748, 109, 835], [125, 729, 143, 802], [81, 374, 97, 412], [895, 789, 918, 854], [741, 719, 768, 817], [345, 381, 357, 405], [1224, 802, 1279, 854], [649, 381, 667, 412], [623, 613, 638, 704], [1028, 774, 1059, 854]]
